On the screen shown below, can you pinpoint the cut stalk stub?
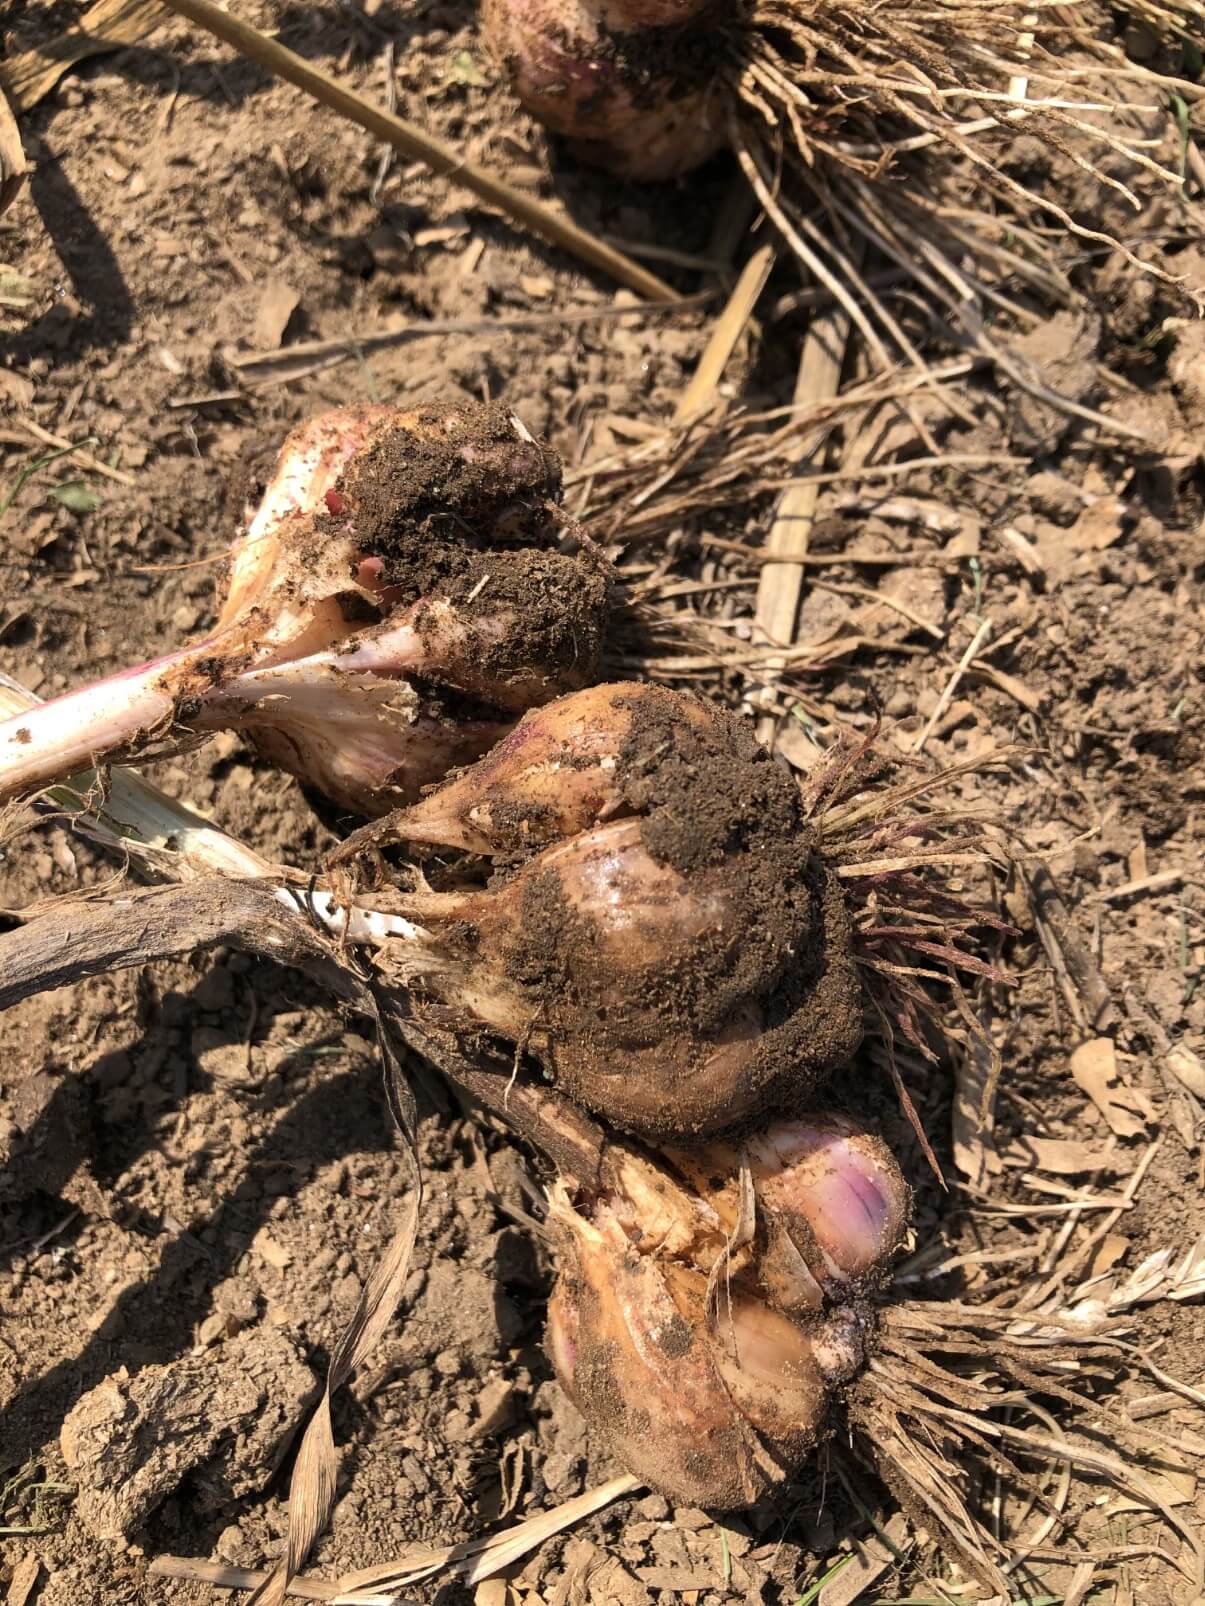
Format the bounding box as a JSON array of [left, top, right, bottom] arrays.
[[0, 400, 613, 816]]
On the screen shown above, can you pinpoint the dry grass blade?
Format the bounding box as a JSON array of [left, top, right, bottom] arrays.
[[13, 420, 151, 487], [0, 82, 25, 218], [675, 243, 775, 424], [330, 1475, 642, 1601], [245, 1209, 422, 1606], [911, 617, 993, 754], [149, 1478, 642, 1603], [752, 295, 852, 678], [231, 296, 713, 387], [1022, 862, 1117, 1033], [147, 1558, 342, 1602]]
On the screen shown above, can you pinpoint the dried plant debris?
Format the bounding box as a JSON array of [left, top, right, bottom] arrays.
[[851, 1292, 1205, 1597], [485, 0, 1205, 394]]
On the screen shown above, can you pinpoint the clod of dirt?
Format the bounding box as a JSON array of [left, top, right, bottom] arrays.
[[327, 399, 565, 579], [59, 1326, 317, 1540], [1005, 311, 1101, 452]]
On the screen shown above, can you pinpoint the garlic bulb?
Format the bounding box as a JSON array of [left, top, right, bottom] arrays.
[[375, 681, 713, 856], [547, 1114, 909, 1507], [0, 402, 611, 815], [366, 682, 864, 1137], [481, 0, 729, 179]]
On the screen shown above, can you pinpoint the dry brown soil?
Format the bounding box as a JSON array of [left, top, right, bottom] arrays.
[[1, 2, 1203, 1603]]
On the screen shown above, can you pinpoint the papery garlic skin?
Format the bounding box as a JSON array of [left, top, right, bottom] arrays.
[[549, 1217, 828, 1507], [383, 681, 692, 854], [194, 668, 512, 818], [546, 1115, 908, 1508], [482, 0, 729, 180], [0, 402, 611, 814]]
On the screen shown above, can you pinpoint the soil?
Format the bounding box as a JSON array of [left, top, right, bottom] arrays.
[[332, 400, 564, 563], [1, 1, 1203, 1604]]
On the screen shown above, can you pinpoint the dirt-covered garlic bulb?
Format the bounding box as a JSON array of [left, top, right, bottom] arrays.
[[481, 0, 729, 179], [547, 1114, 910, 1507], [0, 402, 612, 815], [360, 681, 864, 1138]]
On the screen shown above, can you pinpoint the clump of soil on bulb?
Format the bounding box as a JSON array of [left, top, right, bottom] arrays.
[[329, 400, 565, 571], [315, 402, 613, 702], [506, 689, 862, 1134]]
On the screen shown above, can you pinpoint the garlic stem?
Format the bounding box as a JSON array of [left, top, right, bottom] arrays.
[[0, 671, 277, 881], [0, 632, 238, 800]]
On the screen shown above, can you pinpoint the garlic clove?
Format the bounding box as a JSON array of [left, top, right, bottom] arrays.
[[747, 1119, 912, 1284], [670, 1116, 911, 1297], [378, 681, 717, 856]]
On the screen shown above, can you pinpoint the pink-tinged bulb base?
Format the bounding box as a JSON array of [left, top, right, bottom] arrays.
[[220, 405, 397, 629], [482, 0, 730, 181], [668, 1115, 911, 1309]]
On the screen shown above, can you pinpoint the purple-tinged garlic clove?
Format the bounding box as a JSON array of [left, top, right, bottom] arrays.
[[669, 1115, 912, 1307]]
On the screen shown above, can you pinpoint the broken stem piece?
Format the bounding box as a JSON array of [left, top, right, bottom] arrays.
[[675, 243, 775, 425], [752, 297, 853, 744]]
